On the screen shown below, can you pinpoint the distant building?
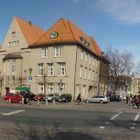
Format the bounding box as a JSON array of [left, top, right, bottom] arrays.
[[0, 17, 109, 100]]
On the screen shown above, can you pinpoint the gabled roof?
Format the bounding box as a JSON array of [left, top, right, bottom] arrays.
[[31, 18, 103, 57], [15, 17, 45, 45]]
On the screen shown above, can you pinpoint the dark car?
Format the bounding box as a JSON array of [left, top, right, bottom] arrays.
[[109, 95, 121, 101], [58, 94, 72, 103]]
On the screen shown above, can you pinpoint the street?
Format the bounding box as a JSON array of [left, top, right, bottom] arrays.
[[0, 101, 140, 140]]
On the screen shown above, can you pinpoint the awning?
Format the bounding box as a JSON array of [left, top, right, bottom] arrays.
[[15, 86, 30, 92]]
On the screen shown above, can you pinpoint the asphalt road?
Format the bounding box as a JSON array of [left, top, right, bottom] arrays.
[[0, 102, 140, 140]]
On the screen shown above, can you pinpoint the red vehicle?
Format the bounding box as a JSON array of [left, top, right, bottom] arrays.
[[4, 93, 23, 103], [34, 94, 45, 101]]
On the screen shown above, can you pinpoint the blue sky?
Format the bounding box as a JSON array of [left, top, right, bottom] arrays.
[[0, 0, 140, 63]]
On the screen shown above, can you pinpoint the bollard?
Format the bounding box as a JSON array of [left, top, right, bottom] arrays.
[[9, 98, 11, 104], [37, 99, 40, 105], [53, 99, 55, 105], [45, 98, 48, 105], [22, 97, 24, 104]]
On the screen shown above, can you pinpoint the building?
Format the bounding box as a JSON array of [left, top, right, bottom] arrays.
[[0, 17, 109, 100]]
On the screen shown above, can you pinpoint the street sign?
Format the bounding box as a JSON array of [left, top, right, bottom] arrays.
[[29, 75, 32, 80]]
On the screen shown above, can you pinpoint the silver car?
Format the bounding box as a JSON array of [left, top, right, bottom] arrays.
[[87, 96, 109, 103]]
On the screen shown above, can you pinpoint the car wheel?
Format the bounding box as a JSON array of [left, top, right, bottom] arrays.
[[100, 100, 103, 104]]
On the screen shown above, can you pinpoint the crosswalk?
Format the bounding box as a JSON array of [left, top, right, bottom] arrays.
[[100, 112, 140, 130]]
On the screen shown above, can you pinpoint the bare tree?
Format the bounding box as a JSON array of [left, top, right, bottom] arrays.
[[106, 48, 134, 93]]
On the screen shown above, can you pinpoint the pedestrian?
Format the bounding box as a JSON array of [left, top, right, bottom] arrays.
[[77, 93, 82, 104], [126, 95, 129, 104]]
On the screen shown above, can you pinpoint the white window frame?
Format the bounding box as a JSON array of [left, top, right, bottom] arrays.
[[6, 60, 10, 75], [54, 45, 61, 57], [80, 50, 84, 60], [48, 83, 54, 94], [11, 60, 16, 75], [42, 47, 48, 58], [58, 83, 65, 94], [79, 65, 83, 78], [85, 53, 88, 62], [38, 83, 44, 94], [47, 63, 54, 76], [88, 69, 91, 80], [59, 63, 66, 76], [84, 67, 87, 79], [38, 63, 44, 75]]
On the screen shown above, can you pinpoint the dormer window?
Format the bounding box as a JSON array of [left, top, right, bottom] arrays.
[[80, 37, 91, 48], [50, 31, 58, 39]]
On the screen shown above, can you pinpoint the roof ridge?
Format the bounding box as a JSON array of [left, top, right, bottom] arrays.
[[67, 20, 77, 41], [32, 18, 65, 45]]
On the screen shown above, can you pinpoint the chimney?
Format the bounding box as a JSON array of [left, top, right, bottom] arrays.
[[28, 21, 32, 26]]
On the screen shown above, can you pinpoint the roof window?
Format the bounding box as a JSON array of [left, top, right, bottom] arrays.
[[50, 31, 58, 39]]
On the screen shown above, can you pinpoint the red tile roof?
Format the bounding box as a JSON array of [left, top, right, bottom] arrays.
[[15, 17, 45, 45], [31, 18, 103, 57]]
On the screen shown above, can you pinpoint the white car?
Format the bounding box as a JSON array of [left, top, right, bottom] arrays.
[[87, 96, 109, 103]]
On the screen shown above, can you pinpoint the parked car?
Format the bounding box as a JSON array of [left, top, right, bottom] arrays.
[[109, 95, 121, 101], [34, 94, 45, 101], [87, 95, 109, 103], [46, 93, 59, 102], [58, 94, 72, 103], [4, 93, 23, 103], [20, 91, 35, 101]]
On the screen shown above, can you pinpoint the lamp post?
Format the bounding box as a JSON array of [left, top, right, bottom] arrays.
[[0, 75, 4, 95], [59, 79, 63, 95]]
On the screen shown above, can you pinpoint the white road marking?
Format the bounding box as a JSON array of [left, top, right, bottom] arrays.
[[2, 110, 25, 116], [105, 122, 110, 125], [110, 112, 122, 120], [134, 114, 139, 122], [99, 126, 105, 129], [130, 126, 135, 130]]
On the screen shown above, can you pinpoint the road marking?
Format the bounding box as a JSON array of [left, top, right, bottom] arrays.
[[99, 126, 105, 129], [130, 126, 135, 130], [105, 122, 110, 125], [134, 114, 139, 121], [2, 110, 25, 116], [110, 112, 122, 120]]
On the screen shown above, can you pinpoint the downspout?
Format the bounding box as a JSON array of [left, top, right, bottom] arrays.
[[73, 45, 78, 101]]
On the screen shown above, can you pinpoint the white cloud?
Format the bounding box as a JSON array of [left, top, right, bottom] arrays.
[[95, 0, 140, 24]]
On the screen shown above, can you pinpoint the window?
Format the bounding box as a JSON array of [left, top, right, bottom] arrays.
[[11, 60, 16, 75], [47, 63, 54, 76], [38, 83, 44, 94], [92, 70, 95, 81], [80, 50, 84, 60], [48, 83, 54, 94], [58, 83, 65, 94], [89, 55, 91, 64], [88, 69, 91, 80], [6, 60, 10, 75], [12, 31, 16, 38], [42, 47, 48, 58], [85, 53, 88, 62], [59, 63, 66, 76], [84, 67, 87, 79], [79, 65, 83, 78], [8, 41, 19, 47], [50, 31, 58, 39], [54, 45, 61, 57], [38, 63, 44, 75]]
